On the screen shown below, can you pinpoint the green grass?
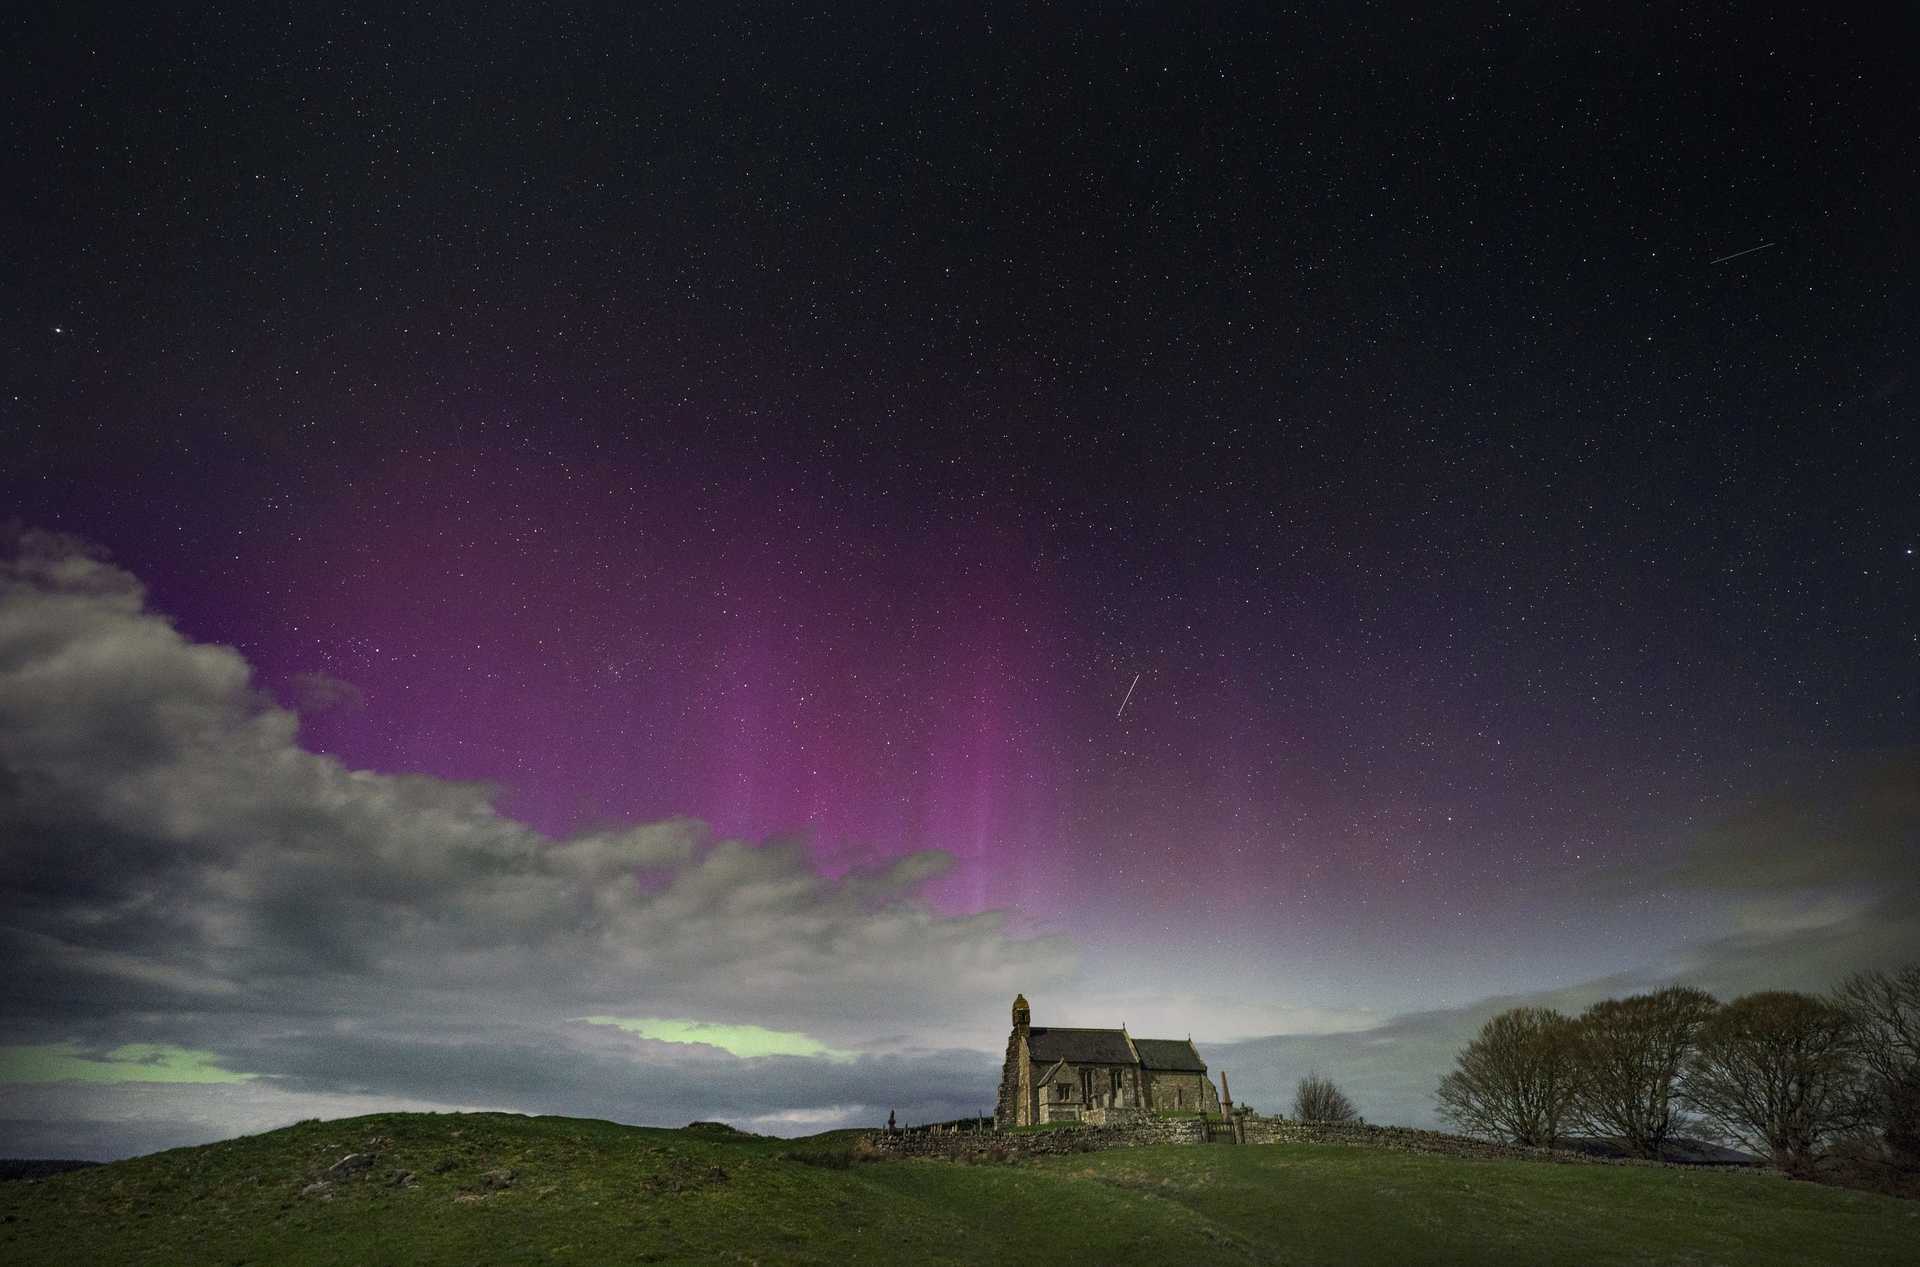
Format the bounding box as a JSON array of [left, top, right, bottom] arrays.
[[2, 1112, 1915, 1265]]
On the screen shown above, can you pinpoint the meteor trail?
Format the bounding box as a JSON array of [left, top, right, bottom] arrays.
[[1116, 673, 1140, 719], [1709, 241, 1775, 265]]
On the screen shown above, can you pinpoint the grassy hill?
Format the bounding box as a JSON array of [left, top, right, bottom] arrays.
[[2, 1112, 1915, 1265]]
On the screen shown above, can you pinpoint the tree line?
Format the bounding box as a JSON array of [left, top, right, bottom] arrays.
[[1431, 966, 1919, 1179]]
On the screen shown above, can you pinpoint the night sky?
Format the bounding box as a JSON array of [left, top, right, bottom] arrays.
[[3, 3, 1916, 1156]]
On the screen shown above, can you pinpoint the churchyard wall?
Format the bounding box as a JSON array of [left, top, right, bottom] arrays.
[[863, 1115, 1757, 1168], [865, 1115, 1208, 1159]]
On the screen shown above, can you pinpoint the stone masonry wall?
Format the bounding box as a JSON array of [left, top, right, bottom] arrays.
[[1144, 1070, 1218, 1113], [864, 1115, 1761, 1169], [1231, 1118, 1767, 1170], [865, 1116, 1208, 1160], [993, 1031, 1025, 1128], [1237, 1118, 1636, 1165]]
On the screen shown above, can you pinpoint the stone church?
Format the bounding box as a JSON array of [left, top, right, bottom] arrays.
[[995, 994, 1223, 1127]]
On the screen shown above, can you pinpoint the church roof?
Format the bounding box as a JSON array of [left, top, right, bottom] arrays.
[[1026, 1027, 1137, 1065], [1133, 1038, 1208, 1073], [1027, 1028, 1209, 1070]]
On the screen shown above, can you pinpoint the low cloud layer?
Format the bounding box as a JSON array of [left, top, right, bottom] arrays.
[[4, 530, 1913, 1158], [1213, 751, 1920, 1129], [0, 531, 1060, 1155]]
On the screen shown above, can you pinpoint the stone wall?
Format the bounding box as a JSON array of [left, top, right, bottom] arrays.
[[864, 1115, 1763, 1170], [865, 1116, 1209, 1160], [1237, 1118, 1618, 1164], [1233, 1119, 1777, 1169]]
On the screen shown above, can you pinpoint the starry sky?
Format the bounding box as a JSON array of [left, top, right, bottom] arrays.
[[2, 3, 1916, 1156]]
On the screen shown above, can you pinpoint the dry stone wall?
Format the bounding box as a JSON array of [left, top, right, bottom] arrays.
[[1239, 1120, 1772, 1170], [865, 1115, 1764, 1170], [866, 1116, 1208, 1160], [1239, 1118, 1625, 1164]]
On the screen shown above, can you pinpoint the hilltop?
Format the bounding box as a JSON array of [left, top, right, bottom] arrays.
[[1, 1112, 1914, 1265]]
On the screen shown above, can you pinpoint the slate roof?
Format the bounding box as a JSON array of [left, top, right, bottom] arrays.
[[1025, 1027, 1137, 1065], [1133, 1038, 1207, 1073]]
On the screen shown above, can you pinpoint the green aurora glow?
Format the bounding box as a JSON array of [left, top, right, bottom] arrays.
[[0, 1042, 258, 1084], [579, 1017, 853, 1061]]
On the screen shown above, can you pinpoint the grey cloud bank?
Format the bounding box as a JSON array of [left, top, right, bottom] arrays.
[[1215, 752, 1920, 1129], [2, 531, 1913, 1158], [0, 532, 1055, 1155]]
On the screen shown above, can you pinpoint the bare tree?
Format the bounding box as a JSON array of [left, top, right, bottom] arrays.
[[1293, 1071, 1361, 1124], [1833, 965, 1920, 1169], [1679, 991, 1864, 1176], [1435, 1007, 1580, 1147], [1569, 986, 1718, 1159]]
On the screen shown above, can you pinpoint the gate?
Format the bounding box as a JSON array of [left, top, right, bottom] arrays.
[[1204, 1119, 1238, 1144]]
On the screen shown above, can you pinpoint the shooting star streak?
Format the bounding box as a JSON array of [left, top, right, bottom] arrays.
[[1710, 241, 1776, 265], [1116, 673, 1141, 719]]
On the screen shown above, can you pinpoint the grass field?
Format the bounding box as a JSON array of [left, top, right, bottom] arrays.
[[2, 1112, 1914, 1265]]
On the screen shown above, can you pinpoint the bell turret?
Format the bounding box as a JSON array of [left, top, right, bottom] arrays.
[[1012, 993, 1031, 1030]]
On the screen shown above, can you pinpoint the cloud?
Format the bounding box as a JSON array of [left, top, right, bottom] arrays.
[[1060, 990, 1386, 1044], [1207, 755, 1920, 1131], [1655, 749, 1920, 997], [285, 671, 365, 715], [0, 1081, 494, 1161], [1205, 970, 1658, 1130], [0, 530, 1071, 1155], [6, 528, 1913, 1157], [1667, 750, 1919, 897], [743, 1104, 867, 1131]]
